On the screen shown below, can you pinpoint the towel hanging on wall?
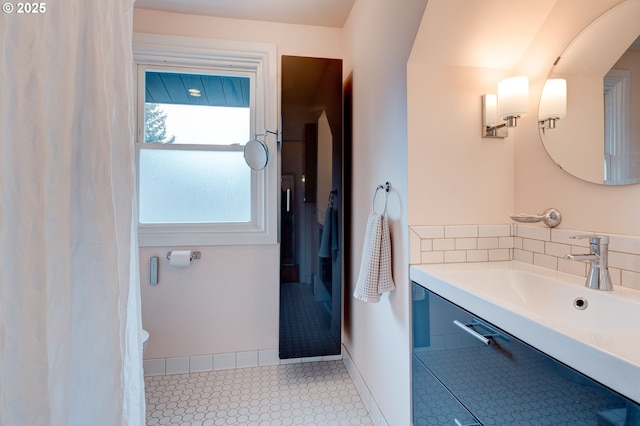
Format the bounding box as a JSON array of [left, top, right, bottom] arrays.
[[353, 183, 395, 302], [319, 190, 339, 259]]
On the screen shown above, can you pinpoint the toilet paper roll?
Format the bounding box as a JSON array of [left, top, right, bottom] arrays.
[[169, 250, 192, 267]]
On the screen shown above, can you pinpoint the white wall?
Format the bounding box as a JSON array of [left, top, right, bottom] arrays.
[[134, 9, 343, 59], [133, 9, 343, 359], [140, 245, 279, 358], [341, 1, 428, 425], [408, 0, 640, 238]]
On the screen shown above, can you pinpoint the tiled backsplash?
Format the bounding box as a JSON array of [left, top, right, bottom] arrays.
[[410, 224, 513, 264], [410, 224, 640, 291]]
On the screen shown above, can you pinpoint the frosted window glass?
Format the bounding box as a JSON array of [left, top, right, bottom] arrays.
[[139, 149, 251, 224]]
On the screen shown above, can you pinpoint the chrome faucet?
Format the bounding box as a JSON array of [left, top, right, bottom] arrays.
[[564, 235, 613, 291]]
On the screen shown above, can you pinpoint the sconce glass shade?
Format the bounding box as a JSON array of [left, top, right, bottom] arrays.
[[539, 78, 566, 121], [497, 76, 529, 120], [484, 94, 498, 127]]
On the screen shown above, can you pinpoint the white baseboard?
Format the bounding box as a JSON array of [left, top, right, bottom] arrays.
[[143, 349, 342, 376], [341, 345, 389, 426]]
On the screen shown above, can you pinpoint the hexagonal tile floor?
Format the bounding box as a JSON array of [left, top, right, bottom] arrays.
[[145, 360, 373, 425]]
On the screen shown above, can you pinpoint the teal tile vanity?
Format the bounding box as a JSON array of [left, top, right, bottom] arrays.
[[411, 262, 640, 425]]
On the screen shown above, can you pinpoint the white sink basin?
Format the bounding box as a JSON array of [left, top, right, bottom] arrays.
[[410, 261, 640, 403]]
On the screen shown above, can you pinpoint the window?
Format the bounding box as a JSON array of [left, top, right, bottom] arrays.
[[133, 34, 277, 246], [138, 69, 253, 224]]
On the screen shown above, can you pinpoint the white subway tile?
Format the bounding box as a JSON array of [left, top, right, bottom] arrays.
[[456, 238, 477, 250], [516, 225, 551, 241], [433, 238, 455, 251], [420, 239, 433, 251], [622, 270, 640, 290], [189, 355, 213, 373], [499, 236, 515, 249], [143, 358, 166, 376], [558, 258, 586, 277], [609, 251, 640, 273], [514, 237, 523, 250], [379, 414, 390, 426], [279, 358, 301, 364], [479, 224, 511, 237], [166, 357, 190, 375], [467, 250, 489, 262], [533, 253, 558, 270], [569, 244, 590, 255], [412, 225, 444, 239], [421, 251, 444, 264], [368, 401, 383, 426], [213, 352, 236, 370], [514, 249, 533, 264], [478, 237, 499, 249], [322, 354, 343, 361], [444, 225, 478, 238], [444, 250, 466, 263], [551, 228, 591, 247], [488, 249, 510, 261], [258, 349, 280, 366], [411, 225, 640, 290], [236, 351, 258, 368], [550, 228, 572, 244], [609, 267, 622, 285], [409, 230, 421, 265], [545, 241, 571, 258], [609, 234, 640, 255], [354, 374, 371, 412], [523, 238, 545, 254]]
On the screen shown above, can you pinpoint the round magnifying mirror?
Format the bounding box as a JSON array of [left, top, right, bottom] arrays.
[[244, 139, 269, 170]]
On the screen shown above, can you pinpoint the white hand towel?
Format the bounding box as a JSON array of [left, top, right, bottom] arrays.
[[377, 215, 395, 294], [353, 212, 383, 302]]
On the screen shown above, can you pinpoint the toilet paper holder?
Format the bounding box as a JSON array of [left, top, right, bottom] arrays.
[[166, 251, 201, 261]]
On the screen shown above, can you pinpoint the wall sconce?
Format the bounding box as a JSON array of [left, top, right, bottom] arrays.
[[538, 78, 566, 130], [482, 76, 529, 138]]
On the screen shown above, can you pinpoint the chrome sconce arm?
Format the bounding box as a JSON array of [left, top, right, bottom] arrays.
[[482, 94, 509, 138], [539, 116, 560, 130]]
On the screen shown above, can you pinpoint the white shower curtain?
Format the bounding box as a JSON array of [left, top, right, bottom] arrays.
[[0, 1, 144, 425]]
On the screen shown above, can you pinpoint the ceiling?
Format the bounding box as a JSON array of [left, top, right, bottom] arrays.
[[145, 71, 249, 107], [134, 0, 356, 28]]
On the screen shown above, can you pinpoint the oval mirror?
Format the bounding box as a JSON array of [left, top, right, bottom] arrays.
[[539, 1, 640, 185], [243, 139, 269, 170]]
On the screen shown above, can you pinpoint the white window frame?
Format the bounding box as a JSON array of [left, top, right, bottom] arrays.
[[133, 33, 278, 247]]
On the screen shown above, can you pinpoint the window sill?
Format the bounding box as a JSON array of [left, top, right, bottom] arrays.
[[138, 225, 277, 247]]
